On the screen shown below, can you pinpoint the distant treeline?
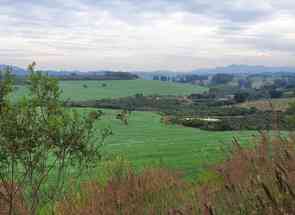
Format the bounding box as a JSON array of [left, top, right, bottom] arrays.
[[57, 71, 139, 81], [0, 68, 139, 82]]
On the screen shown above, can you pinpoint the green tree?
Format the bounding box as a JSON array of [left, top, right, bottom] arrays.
[[0, 63, 111, 214], [234, 91, 250, 103], [211, 74, 234, 85], [116, 110, 130, 125]]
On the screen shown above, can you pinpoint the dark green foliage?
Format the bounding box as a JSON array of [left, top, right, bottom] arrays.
[[269, 89, 283, 98], [153, 75, 160, 80], [59, 71, 139, 81], [177, 74, 209, 84], [211, 74, 234, 85], [181, 118, 233, 131], [208, 85, 238, 98], [0, 68, 13, 111], [178, 113, 271, 131], [65, 94, 286, 131], [234, 91, 250, 103], [160, 76, 169, 81]]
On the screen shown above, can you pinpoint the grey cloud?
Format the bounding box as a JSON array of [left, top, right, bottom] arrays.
[[0, 0, 282, 30], [7, 0, 271, 25], [1, 0, 295, 70], [229, 34, 295, 54]]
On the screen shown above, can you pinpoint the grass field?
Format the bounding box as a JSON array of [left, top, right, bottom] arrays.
[[87, 109, 257, 179], [12, 79, 259, 180], [14, 79, 208, 101]]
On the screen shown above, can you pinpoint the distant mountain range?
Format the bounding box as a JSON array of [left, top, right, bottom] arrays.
[[135, 65, 295, 80], [1, 64, 295, 78], [191, 65, 295, 75]]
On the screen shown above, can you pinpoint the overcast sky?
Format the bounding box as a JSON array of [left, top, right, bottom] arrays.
[[1, 0, 295, 71]]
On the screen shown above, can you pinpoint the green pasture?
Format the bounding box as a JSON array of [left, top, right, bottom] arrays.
[[14, 79, 208, 101], [88, 109, 257, 179]]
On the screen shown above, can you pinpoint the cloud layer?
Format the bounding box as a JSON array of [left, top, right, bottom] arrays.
[[1, 0, 295, 71]]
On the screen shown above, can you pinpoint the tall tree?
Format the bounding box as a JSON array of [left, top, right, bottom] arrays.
[[0, 63, 111, 214]]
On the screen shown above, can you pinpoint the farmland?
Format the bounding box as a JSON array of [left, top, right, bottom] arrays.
[[11, 79, 283, 180], [13, 79, 208, 101], [12, 79, 260, 179], [87, 109, 256, 179]]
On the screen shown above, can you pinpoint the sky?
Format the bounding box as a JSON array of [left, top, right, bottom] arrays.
[[0, 0, 295, 71]]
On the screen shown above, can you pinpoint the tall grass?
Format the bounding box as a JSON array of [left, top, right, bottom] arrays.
[[204, 133, 295, 214], [56, 168, 196, 215]]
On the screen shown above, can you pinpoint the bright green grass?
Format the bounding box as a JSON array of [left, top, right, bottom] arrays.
[[14, 80, 208, 101], [88, 109, 257, 179]]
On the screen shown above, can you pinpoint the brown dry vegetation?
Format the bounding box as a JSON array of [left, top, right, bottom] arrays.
[[55, 168, 198, 215], [0, 183, 27, 215], [238, 98, 295, 111], [206, 133, 295, 214]]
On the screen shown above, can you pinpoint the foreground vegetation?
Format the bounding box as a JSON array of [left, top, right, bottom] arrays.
[[0, 65, 106, 214], [56, 133, 295, 215]]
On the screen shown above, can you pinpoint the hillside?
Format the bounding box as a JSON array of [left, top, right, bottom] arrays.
[[87, 109, 256, 178], [192, 64, 295, 75]]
